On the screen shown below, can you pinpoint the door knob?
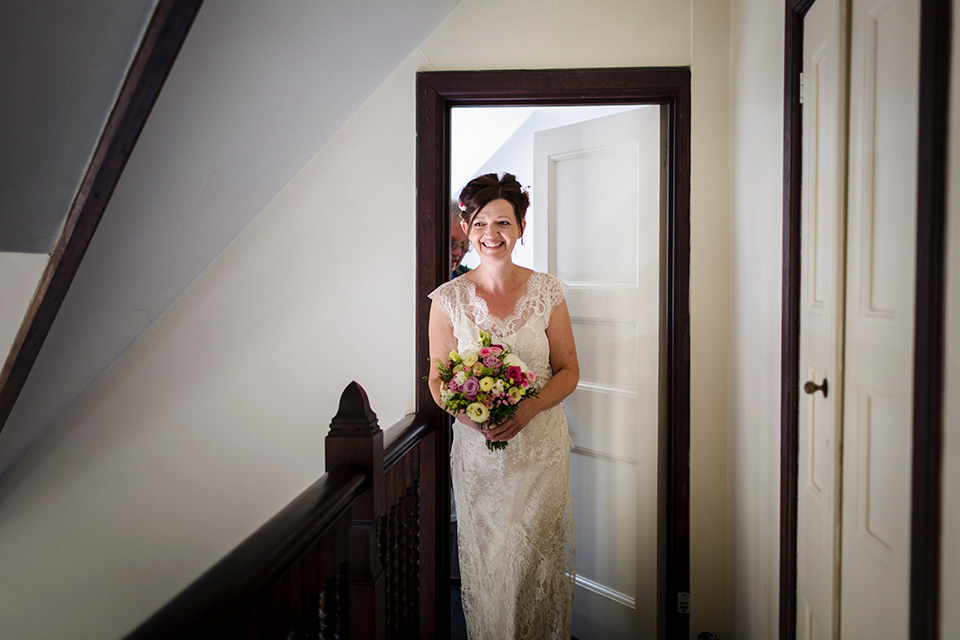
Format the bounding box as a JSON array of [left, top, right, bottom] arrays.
[[803, 378, 828, 398]]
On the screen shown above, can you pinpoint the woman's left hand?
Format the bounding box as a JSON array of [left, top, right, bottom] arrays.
[[485, 402, 538, 442]]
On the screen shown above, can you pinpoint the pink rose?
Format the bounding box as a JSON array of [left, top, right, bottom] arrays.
[[505, 366, 523, 384], [479, 346, 492, 357], [448, 380, 458, 391], [491, 345, 503, 355]]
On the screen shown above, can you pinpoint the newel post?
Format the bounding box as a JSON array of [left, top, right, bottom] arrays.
[[326, 382, 385, 639]]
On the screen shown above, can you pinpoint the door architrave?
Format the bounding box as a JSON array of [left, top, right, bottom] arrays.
[[414, 67, 691, 640]]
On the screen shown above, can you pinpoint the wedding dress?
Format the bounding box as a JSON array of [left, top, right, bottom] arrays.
[[430, 271, 576, 640]]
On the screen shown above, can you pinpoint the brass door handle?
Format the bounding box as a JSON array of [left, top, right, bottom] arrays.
[[804, 378, 828, 398]]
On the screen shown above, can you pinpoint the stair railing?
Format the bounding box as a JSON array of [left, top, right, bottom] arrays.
[[125, 381, 438, 639]]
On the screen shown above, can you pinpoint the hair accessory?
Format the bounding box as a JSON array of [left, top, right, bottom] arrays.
[[458, 201, 467, 211]]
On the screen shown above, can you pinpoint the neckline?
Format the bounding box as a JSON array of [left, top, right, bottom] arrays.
[[464, 271, 538, 325]]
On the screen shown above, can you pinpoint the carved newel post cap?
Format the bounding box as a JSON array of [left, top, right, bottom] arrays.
[[329, 381, 380, 436]]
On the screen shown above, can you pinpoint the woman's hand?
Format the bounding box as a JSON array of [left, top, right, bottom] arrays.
[[483, 401, 539, 442], [452, 412, 484, 434]]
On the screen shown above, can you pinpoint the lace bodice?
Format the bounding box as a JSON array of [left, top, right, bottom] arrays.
[[429, 271, 575, 640], [429, 271, 567, 385]]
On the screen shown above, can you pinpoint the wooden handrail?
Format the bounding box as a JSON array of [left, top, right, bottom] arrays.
[[125, 382, 438, 639], [125, 463, 367, 639], [383, 413, 431, 471]]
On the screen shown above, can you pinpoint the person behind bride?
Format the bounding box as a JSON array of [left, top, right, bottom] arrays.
[[428, 172, 579, 639]]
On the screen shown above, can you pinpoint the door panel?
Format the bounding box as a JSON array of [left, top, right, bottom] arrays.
[[797, 0, 847, 637], [840, 0, 918, 635], [534, 107, 661, 639]]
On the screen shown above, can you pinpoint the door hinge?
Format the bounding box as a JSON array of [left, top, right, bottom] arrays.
[[678, 591, 690, 614], [799, 72, 805, 104]]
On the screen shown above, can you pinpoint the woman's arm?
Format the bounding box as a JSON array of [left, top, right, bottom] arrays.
[[485, 300, 580, 442], [428, 298, 483, 432]]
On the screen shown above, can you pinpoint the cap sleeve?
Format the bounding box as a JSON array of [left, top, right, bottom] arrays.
[[428, 279, 457, 323], [541, 272, 569, 310]]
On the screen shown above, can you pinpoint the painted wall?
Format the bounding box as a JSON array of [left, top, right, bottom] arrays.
[[0, 0, 733, 637], [0, 253, 48, 365], [728, 0, 784, 637], [941, 0, 959, 633]]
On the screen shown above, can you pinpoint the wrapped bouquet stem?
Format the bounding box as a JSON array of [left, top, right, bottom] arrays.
[[434, 329, 538, 451]]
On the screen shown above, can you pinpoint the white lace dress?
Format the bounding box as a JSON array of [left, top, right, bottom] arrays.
[[430, 272, 576, 640]]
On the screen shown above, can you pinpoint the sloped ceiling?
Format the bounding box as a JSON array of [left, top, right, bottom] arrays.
[[0, 0, 460, 473], [0, 0, 157, 253]]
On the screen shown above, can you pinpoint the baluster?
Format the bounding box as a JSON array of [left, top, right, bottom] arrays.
[[405, 483, 421, 636], [336, 564, 349, 640], [319, 577, 337, 640], [396, 496, 409, 638]]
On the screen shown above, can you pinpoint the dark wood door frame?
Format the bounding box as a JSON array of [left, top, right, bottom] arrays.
[[780, 1, 950, 638], [0, 0, 204, 434], [415, 67, 691, 640]]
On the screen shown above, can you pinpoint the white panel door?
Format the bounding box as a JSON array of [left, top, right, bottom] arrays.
[[797, 1, 847, 638], [840, 0, 919, 636], [533, 107, 661, 640]]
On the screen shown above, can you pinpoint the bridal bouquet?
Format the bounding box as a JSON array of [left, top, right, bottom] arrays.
[[434, 329, 537, 451]]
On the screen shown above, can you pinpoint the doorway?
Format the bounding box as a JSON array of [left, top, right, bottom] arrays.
[[415, 68, 691, 640], [451, 104, 661, 639]]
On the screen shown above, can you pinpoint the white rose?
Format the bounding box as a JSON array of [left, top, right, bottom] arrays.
[[454, 371, 468, 385], [502, 353, 522, 368], [462, 350, 479, 367]]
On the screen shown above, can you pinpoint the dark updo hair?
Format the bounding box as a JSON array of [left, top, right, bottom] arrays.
[[457, 172, 529, 229]]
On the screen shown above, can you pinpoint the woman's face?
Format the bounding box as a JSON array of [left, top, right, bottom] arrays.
[[462, 198, 523, 265]]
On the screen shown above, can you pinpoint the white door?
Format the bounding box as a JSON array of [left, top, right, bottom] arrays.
[[797, 1, 848, 638], [840, 0, 919, 636], [533, 107, 661, 640]]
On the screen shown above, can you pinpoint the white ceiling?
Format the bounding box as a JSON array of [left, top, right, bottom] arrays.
[[0, 0, 461, 472]]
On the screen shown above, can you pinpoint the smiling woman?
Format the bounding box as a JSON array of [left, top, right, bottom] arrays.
[[428, 171, 580, 639]]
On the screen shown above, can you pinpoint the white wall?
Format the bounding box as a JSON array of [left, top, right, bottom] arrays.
[[690, 1, 732, 634], [0, 253, 48, 366], [941, 0, 959, 633], [0, 0, 733, 637], [728, 0, 784, 637]]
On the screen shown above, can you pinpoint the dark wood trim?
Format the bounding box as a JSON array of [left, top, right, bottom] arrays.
[[781, 3, 814, 638], [383, 413, 430, 471], [910, 0, 951, 637], [781, 0, 950, 638], [415, 71, 452, 639], [415, 67, 691, 640], [0, 0, 204, 433]]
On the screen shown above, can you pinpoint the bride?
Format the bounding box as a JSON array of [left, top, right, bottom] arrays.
[[428, 173, 579, 639]]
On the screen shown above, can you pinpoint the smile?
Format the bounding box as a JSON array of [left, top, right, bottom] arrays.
[[482, 241, 505, 248]]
